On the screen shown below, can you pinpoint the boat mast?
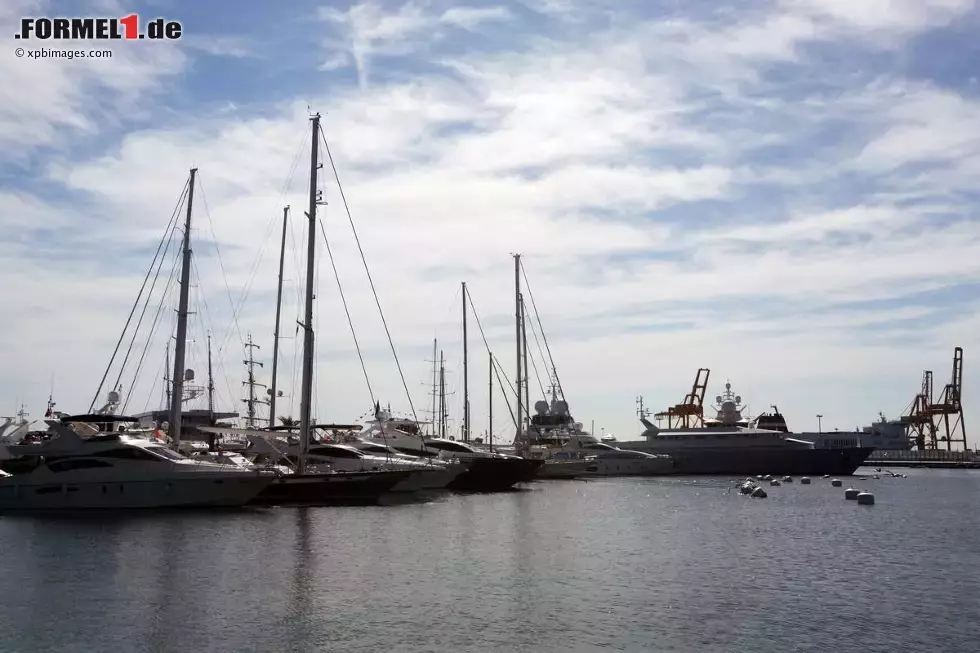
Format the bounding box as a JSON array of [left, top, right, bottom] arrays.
[[168, 167, 197, 447], [242, 335, 266, 428], [438, 350, 446, 439], [206, 332, 215, 423], [268, 206, 289, 426], [521, 293, 528, 420], [430, 338, 438, 437], [462, 281, 469, 443], [514, 253, 523, 446], [488, 350, 493, 452], [298, 114, 321, 475], [164, 339, 171, 409]]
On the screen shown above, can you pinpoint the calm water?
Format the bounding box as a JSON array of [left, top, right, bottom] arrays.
[[1, 468, 978, 653]]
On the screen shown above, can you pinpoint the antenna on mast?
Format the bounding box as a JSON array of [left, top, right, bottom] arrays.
[[242, 334, 268, 429]]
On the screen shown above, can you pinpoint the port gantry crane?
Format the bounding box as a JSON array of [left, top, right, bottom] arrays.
[[651, 367, 710, 428], [901, 347, 967, 451]]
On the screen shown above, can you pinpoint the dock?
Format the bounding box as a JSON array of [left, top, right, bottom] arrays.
[[864, 449, 980, 469]]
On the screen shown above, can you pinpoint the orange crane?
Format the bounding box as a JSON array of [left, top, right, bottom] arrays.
[[931, 346, 966, 451], [902, 370, 935, 449], [902, 347, 968, 450], [654, 368, 710, 428]]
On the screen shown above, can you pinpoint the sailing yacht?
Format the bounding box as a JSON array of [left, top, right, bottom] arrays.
[[0, 419, 274, 511]]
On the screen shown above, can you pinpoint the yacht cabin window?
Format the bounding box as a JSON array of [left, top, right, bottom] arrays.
[[47, 459, 114, 472]]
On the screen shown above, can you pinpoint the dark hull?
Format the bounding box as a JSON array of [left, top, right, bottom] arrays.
[[250, 470, 410, 506], [447, 458, 543, 492], [664, 447, 875, 476]]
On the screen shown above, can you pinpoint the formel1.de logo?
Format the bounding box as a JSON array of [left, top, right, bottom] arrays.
[[14, 15, 182, 40]]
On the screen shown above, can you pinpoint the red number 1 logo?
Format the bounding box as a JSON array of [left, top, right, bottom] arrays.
[[120, 14, 138, 39]]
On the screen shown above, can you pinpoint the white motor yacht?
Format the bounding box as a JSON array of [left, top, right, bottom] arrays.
[[0, 420, 275, 511], [523, 395, 674, 476], [297, 442, 463, 491]]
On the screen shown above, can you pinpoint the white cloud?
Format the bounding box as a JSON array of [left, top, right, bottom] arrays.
[[319, 1, 515, 87]]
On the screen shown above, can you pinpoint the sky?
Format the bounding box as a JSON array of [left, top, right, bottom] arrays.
[[1, 0, 978, 446]]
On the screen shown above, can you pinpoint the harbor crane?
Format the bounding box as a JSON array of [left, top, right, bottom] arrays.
[[902, 347, 967, 451]]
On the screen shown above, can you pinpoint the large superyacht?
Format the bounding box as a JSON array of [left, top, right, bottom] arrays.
[[617, 381, 874, 475]]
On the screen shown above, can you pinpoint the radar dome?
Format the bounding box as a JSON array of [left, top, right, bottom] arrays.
[[534, 400, 548, 415], [184, 369, 195, 381], [107, 390, 120, 404], [553, 400, 568, 415], [573, 422, 583, 431]]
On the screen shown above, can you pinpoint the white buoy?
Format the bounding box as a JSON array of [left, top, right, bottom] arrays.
[[844, 487, 860, 500], [857, 492, 875, 505], [751, 487, 767, 498], [823, 474, 830, 479], [800, 477, 811, 484], [831, 479, 843, 487], [782, 476, 793, 482], [770, 479, 781, 487], [756, 475, 764, 480], [873, 474, 880, 480]]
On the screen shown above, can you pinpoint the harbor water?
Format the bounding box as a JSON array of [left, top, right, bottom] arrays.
[[0, 468, 977, 652]]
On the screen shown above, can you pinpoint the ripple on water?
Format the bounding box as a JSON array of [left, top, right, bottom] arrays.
[[0, 472, 977, 652]]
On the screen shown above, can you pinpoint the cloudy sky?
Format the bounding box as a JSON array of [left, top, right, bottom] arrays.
[[2, 0, 978, 444]]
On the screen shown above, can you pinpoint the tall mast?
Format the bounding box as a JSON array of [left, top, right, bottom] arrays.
[[521, 294, 529, 421], [298, 114, 321, 475], [168, 167, 197, 447], [462, 281, 469, 443], [430, 338, 438, 437], [488, 350, 493, 452], [438, 351, 446, 439], [514, 253, 523, 445], [206, 332, 215, 423], [164, 339, 171, 409], [242, 335, 267, 428], [268, 206, 289, 426]]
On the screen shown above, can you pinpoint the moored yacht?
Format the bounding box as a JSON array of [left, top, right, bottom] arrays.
[[0, 420, 275, 511], [359, 409, 542, 491], [619, 382, 874, 475], [522, 395, 674, 476]]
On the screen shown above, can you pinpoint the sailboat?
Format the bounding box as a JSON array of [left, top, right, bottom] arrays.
[[234, 113, 414, 506]]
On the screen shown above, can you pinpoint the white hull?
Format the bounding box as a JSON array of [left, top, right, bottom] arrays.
[[0, 471, 272, 511], [583, 457, 673, 476], [537, 460, 592, 478]]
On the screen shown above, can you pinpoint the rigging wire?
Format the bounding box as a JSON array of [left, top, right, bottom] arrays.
[[121, 250, 182, 413], [196, 172, 246, 351], [217, 125, 309, 359], [522, 311, 549, 398], [521, 262, 565, 400], [189, 254, 240, 410], [318, 218, 375, 406], [319, 126, 420, 426], [90, 179, 189, 411], [111, 214, 180, 397], [463, 292, 518, 427]]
